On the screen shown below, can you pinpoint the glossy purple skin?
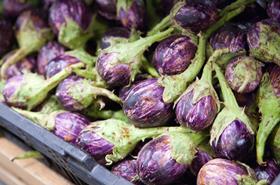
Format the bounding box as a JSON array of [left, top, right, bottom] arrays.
[[175, 90, 218, 131], [100, 27, 130, 49], [197, 158, 250, 185], [37, 42, 65, 75], [54, 112, 89, 143], [173, 3, 218, 33], [122, 79, 173, 128], [152, 35, 197, 75], [210, 24, 247, 53], [96, 52, 131, 88], [55, 75, 86, 111], [118, 0, 145, 30], [112, 159, 141, 184], [5, 55, 37, 79], [225, 56, 263, 94], [0, 19, 14, 57], [269, 64, 280, 97], [3, 0, 35, 17], [211, 120, 255, 161], [49, 0, 92, 34], [46, 54, 80, 79], [16, 10, 49, 32], [190, 150, 213, 176], [95, 0, 117, 20], [255, 159, 280, 184], [2, 75, 25, 108], [137, 135, 188, 185], [76, 126, 114, 164], [267, 0, 280, 22]]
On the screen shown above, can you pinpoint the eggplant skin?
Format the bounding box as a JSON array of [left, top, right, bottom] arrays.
[[3, 0, 35, 17], [54, 112, 89, 143], [190, 150, 213, 176], [137, 135, 188, 185], [197, 158, 253, 185], [211, 119, 255, 161], [100, 27, 130, 49], [95, 0, 117, 20], [0, 19, 14, 57], [255, 159, 280, 184], [153, 35, 197, 75], [267, 0, 280, 22], [122, 79, 173, 128]]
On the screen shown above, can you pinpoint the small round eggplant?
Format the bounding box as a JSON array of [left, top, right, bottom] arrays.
[[111, 159, 141, 184], [267, 0, 280, 22], [37, 42, 65, 75], [255, 159, 280, 184], [46, 54, 80, 79], [100, 27, 130, 49], [137, 129, 207, 185], [225, 56, 263, 94], [96, 28, 173, 88], [117, 0, 145, 30], [197, 158, 258, 185], [49, 0, 93, 49], [210, 23, 247, 53], [190, 150, 213, 176], [211, 64, 255, 161], [152, 35, 197, 75], [13, 108, 89, 143], [122, 78, 173, 128], [56, 75, 121, 111], [95, 0, 117, 20], [0, 19, 14, 57], [172, 2, 218, 33], [247, 19, 280, 66], [76, 119, 168, 164], [5, 55, 37, 79], [2, 0, 38, 17]]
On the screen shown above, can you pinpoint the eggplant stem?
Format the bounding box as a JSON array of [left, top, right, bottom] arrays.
[[147, 16, 172, 36], [219, 0, 256, 17], [91, 86, 122, 104]]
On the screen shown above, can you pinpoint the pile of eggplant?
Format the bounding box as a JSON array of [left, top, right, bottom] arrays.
[[0, 0, 279, 184]]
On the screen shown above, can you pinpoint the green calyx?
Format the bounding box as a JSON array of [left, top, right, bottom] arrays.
[[160, 6, 246, 103], [169, 128, 208, 165], [86, 119, 169, 165], [0, 80, 5, 102], [211, 64, 255, 145], [256, 73, 280, 164], [236, 161, 259, 185], [59, 18, 93, 49], [13, 108, 65, 131], [250, 22, 280, 66], [271, 125, 280, 164], [39, 96, 64, 114]]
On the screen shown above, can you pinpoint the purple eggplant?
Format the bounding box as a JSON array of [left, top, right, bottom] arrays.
[[122, 78, 173, 128], [5, 55, 37, 79], [55, 75, 121, 112], [190, 149, 213, 176], [2, 63, 83, 110], [13, 108, 89, 143], [0, 19, 14, 57], [175, 59, 219, 131], [225, 56, 263, 94], [96, 28, 173, 88], [95, 0, 117, 20], [256, 65, 280, 164], [210, 23, 247, 53], [267, 0, 280, 22], [0, 10, 53, 80], [152, 35, 197, 75], [49, 0, 93, 49], [76, 119, 170, 165], [255, 159, 280, 184], [197, 158, 258, 185], [111, 159, 141, 185], [247, 19, 280, 66], [210, 64, 255, 161], [37, 42, 65, 76], [117, 0, 146, 30], [100, 27, 130, 49], [2, 0, 39, 17], [137, 128, 207, 185]]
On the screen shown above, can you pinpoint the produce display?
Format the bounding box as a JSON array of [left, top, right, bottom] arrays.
[[0, 0, 279, 185]]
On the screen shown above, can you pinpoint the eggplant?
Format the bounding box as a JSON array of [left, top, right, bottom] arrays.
[[0, 19, 14, 57], [255, 159, 280, 184]]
